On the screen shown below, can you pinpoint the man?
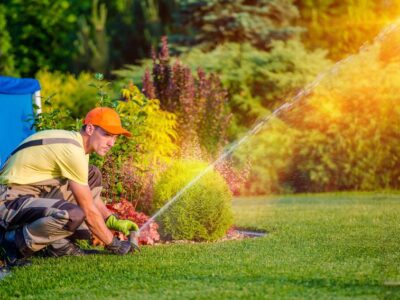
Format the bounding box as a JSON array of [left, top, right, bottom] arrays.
[[0, 107, 139, 268]]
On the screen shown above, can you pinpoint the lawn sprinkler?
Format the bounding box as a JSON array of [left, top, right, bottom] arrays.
[[0, 257, 10, 280], [128, 231, 141, 253]]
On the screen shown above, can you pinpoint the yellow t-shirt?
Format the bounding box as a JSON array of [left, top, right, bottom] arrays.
[[0, 130, 89, 185]]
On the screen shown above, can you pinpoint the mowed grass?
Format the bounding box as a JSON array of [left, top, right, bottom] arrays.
[[0, 192, 399, 299]]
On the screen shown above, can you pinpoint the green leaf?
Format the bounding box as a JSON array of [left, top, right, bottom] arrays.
[[95, 73, 104, 81], [137, 111, 148, 118]]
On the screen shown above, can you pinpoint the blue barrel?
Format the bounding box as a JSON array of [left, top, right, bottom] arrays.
[[0, 76, 40, 167]]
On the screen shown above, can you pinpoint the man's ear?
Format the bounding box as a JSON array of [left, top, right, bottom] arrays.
[[85, 124, 96, 136]]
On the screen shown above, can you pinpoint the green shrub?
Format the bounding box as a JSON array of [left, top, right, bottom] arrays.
[[153, 160, 233, 241]]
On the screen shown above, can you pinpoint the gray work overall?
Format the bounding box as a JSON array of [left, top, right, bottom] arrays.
[[0, 139, 102, 255]]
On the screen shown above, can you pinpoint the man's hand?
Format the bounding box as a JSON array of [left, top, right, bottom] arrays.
[[105, 215, 139, 236], [106, 237, 132, 255]]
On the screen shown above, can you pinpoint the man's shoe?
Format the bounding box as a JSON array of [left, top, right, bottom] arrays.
[[6, 258, 32, 268], [0, 230, 31, 268], [46, 242, 86, 257]]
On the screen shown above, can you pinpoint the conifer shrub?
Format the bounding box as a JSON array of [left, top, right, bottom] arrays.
[[153, 160, 233, 241]]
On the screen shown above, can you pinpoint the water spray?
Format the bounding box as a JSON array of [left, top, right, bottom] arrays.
[[137, 19, 400, 235]]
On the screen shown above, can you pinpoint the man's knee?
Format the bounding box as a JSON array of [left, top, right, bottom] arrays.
[[88, 165, 102, 189], [59, 203, 85, 232]]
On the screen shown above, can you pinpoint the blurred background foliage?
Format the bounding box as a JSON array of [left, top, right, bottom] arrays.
[[170, 0, 301, 52], [2, 0, 400, 198], [236, 31, 400, 194], [284, 37, 400, 192], [2, 0, 399, 77], [295, 0, 400, 60]]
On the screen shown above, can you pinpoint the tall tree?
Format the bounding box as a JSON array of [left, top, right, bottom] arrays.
[[0, 4, 16, 76], [74, 0, 109, 74], [3, 0, 91, 76], [107, 0, 177, 69]]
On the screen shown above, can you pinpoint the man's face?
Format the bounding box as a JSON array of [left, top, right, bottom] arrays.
[[87, 125, 118, 156]]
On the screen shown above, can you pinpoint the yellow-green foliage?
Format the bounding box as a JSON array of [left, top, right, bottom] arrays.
[[100, 83, 178, 206], [119, 83, 177, 168], [297, 0, 400, 60], [36, 70, 97, 118], [153, 160, 233, 241]]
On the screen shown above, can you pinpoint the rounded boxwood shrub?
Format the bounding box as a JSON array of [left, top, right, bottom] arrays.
[[153, 160, 233, 241]]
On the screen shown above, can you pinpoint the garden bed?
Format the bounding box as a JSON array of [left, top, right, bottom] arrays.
[[158, 227, 267, 245]]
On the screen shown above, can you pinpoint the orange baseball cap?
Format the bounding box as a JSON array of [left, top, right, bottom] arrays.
[[84, 107, 132, 137]]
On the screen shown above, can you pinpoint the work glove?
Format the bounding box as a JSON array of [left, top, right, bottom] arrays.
[[105, 214, 139, 236], [105, 237, 132, 255]]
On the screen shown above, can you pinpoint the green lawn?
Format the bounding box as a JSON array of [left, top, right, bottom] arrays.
[[0, 192, 399, 299]]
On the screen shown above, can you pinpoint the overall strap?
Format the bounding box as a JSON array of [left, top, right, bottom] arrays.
[[1, 138, 82, 173], [10, 138, 82, 156]]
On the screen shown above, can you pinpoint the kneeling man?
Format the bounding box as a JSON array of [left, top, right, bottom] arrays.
[[0, 107, 138, 267]]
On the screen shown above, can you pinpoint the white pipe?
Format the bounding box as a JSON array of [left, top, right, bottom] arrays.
[[34, 90, 41, 114]]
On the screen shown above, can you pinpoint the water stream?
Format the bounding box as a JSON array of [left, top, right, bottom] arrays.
[[138, 19, 400, 234]]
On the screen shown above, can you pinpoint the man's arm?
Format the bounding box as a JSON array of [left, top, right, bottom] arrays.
[[69, 180, 113, 245], [93, 195, 112, 220]]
